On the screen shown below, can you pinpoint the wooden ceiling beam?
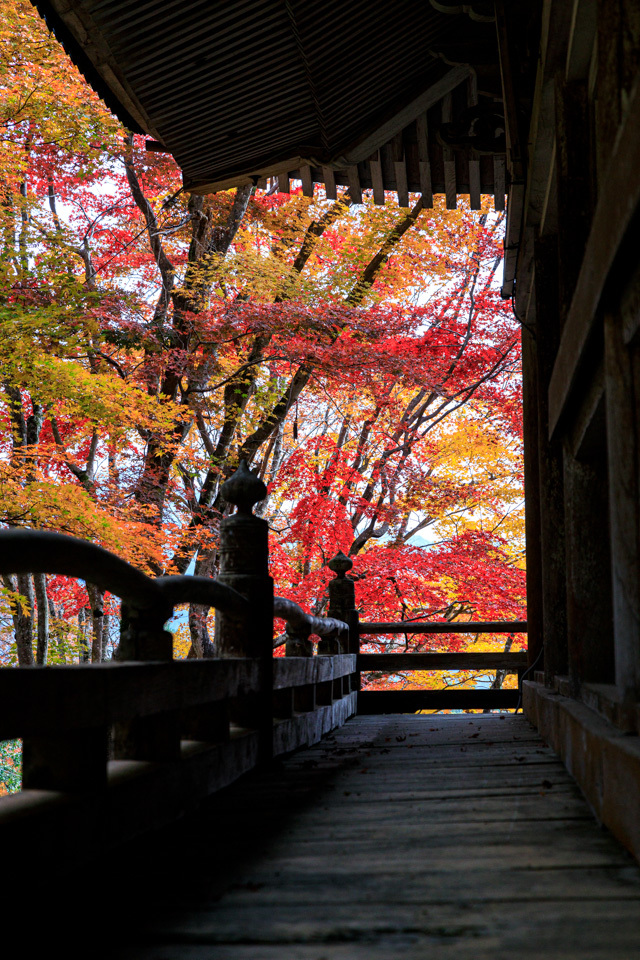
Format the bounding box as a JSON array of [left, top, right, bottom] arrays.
[[469, 159, 481, 209], [300, 165, 314, 198], [494, 156, 506, 211], [370, 152, 385, 205], [344, 65, 471, 164], [347, 165, 362, 203], [395, 160, 409, 208], [466, 73, 481, 209], [322, 166, 337, 200], [441, 93, 457, 209], [416, 113, 433, 207], [243, 74, 510, 211]]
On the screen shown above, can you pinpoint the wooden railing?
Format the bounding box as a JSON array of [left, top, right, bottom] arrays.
[[357, 618, 528, 712], [0, 462, 357, 876], [273, 596, 348, 655], [298, 549, 528, 710], [0, 460, 528, 875]]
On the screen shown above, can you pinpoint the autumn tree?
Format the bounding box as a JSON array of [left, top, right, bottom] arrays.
[[0, 0, 525, 669], [0, 0, 181, 660]]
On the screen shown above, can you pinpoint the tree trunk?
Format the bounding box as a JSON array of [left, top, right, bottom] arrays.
[[188, 603, 215, 659], [33, 572, 49, 665], [86, 584, 105, 662], [102, 613, 111, 660], [2, 573, 35, 666], [78, 607, 90, 662]]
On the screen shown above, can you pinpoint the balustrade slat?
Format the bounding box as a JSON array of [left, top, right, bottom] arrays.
[[359, 652, 528, 672], [0, 660, 261, 741], [358, 688, 519, 713], [359, 621, 528, 634], [273, 654, 356, 689]]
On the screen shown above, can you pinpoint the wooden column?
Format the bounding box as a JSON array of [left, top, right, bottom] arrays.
[[534, 238, 568, 683], [563, 436, 614, 689], [370, 151, 385, 205], [416, 114, 433, 207], [322, 166, 337, 201], [217, 461, 274, 755], [521, 326, 543, 669], [392, 132, 409, 208], [300, 165, 313, 198], [604, 311, 640, 697], [546, 72, 596, 691], [441, 93, 457, 210], [555, 78, 593, 322], [467, 72, 481, 211]]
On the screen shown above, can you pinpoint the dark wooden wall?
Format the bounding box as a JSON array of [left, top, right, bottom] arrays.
[[514, 0, 640, 719]]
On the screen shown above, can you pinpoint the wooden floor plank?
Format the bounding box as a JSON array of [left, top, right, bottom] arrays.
[[131, 900, 640, 948], [37, 715, 640, 957]]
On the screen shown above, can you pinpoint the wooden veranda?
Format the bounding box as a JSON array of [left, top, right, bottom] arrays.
[[3, 464, 640, 957], [4, 0, 640, 955], [18, 717, 640, 958]]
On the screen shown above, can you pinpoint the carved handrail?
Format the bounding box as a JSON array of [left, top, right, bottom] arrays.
[[0, 530, 251, 618], [273, 597, 349, 648], [155, 575, 249, 616], [0, 529, 157, 606]]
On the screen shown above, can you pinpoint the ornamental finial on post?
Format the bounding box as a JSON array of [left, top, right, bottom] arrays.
[[327, 550, 358, 655], [221, 460, 267, 515], [327, 550, 353, 579]]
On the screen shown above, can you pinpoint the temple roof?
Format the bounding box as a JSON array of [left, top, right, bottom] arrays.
[[33, 0, 516, 207]]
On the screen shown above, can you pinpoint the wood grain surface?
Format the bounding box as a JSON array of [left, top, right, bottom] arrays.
[[63, 714, 640, 959]]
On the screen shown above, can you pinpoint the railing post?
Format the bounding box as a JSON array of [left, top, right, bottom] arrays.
[[327, 552, 360, 703], [285, 621, 313, 657], [327, 552, 359, 653], [23, 596, 176, 788], [112, 598, 176, 761], [22, 725, 108, 793], [317, 630, 342, 656], [117, 601, 173, 662], [217, 461, 274, 759]]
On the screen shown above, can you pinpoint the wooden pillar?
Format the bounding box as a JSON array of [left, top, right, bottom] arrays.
[[604, 312, 640, 697], [563, 437, 614, 688], [521, 325, 544, 669], [217, 461, 274, 755], [534, 237, 568, 683], [555, 77, 593, 320], [552, 68, 600, 693]]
